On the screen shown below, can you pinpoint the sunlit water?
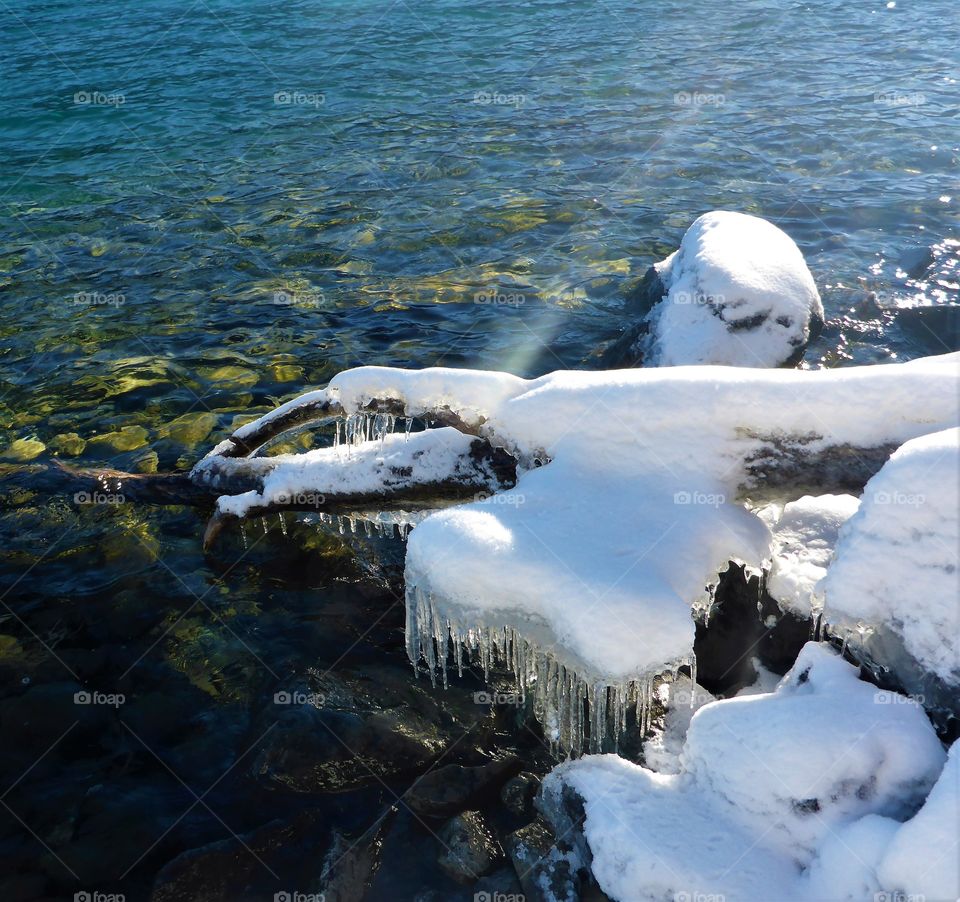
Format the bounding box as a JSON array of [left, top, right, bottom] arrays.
[[0, 0, 958, 897]]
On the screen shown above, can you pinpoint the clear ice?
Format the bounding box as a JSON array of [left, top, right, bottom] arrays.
[[405, 583, 693, 756]]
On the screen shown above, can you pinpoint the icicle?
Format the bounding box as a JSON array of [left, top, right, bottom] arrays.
[[278, 512, 287, 536], [404, 417, 413, 441], [261, 516, 269, 535], [239, 523, 248, 549], [688, 653, 698, 707], [405, 586, 421, 675]]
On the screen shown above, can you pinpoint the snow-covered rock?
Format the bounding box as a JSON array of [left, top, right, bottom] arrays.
[[823, 426, 960, 687], [641, 211, 824, 368], [877, 740, 960, 900], [540, 644, 948, 902], [681, 643, 945, 858], [766, 493, 860, 618]]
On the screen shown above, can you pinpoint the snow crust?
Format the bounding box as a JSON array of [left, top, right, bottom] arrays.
[[766, 493, 860, 617], [823, 426, 960, 684], [644, 211, 824, 368], [542, 644, 949, 902], [321, 354, 960, 683]]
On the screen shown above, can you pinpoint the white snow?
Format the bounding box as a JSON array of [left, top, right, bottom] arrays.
[[541, 643, 949, 902], [643, 211, 824, 368], [322, 354, 960, 689], [877, 740, 960, 900], [766, 494, 861, 617], [205, 426, 498, 518], [681, 643, 945, 858], [822, 426, 960, 684]]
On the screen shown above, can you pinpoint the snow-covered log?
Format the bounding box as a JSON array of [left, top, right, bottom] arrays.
[[194, 352, 959, 750]]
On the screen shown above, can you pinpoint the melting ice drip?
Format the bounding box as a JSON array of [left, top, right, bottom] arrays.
[[237, 508, 428, 548], [332, 412, 411, 454], [405, 585, 696, 756]]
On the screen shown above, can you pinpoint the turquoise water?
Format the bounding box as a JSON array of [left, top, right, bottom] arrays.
[[1, 1, 958, 898]]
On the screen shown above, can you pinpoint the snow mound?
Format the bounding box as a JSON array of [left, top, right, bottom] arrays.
[[645, 211, 824, 368], [877, 740, 960, 900], [541, 643, 947, 902], [766, 493, 860, 617], [681, 643, 945, 858], [823, 426, 960, 685]]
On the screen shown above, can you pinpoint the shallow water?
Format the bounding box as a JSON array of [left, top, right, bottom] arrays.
[[1, 0, 958, 898]]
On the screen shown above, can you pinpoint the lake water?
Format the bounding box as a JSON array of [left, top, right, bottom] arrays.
[[0, 0, 958, 898]]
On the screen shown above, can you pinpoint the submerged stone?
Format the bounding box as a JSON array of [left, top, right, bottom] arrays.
[[2, 437, 46, 461], [437, 811, 503, 883]]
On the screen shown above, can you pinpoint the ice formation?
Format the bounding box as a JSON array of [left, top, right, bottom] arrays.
[[765, 493, 860, 617], [822, 426, 960, 685], [641, 211, 824, 368], [540, 644, 950, 902], [205, 353, 960, 752]]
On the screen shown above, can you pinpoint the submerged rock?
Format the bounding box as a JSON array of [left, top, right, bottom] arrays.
[[436, 811, 503, 883], [404, 755, 521, 818], [506, 819, 584, 902], [253, 666, 489, 793], [500, 771, 541, 818]]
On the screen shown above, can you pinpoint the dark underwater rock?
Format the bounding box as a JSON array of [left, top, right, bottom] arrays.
[[404, 755, 522, 818], [437, 811, 503, 884], [253, 665, 490, 793], [506, 818, 584, 902], [500, 771, 541, 818]]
